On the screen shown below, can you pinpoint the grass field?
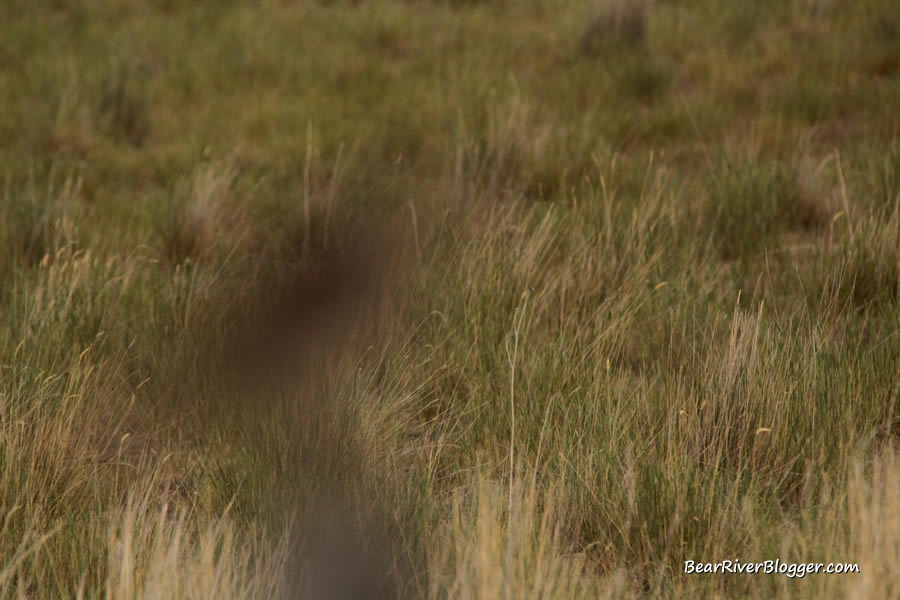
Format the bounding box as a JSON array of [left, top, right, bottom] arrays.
[[1, 1, 899, 598]]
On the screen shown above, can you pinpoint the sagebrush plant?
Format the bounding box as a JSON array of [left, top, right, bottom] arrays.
[[0, 0, 898, 598]]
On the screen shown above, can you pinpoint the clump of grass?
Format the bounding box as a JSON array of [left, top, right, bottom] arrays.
[[614, 55, 670, 102], [786, 155, 836, 231], [836, 208, 900, 309], [427, 473, 615, 599], [576, 2, 668, 102], [155, 161, 246, 267], [702, 155, 785, 261], [101, 494, 288, 600], [697, 149, 838, 263], [805, 149, 900, 312], [95, 58, 151, 148], [578, 0, 647, 55], [0, 171, 83, 278], [717, 0, 783, 48]]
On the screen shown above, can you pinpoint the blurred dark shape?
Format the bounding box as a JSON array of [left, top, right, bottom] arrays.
[[220, 221, 398, 391], [219, 221, 410, 598], [147, 212, 413, 597], [285, 503, 398, 600]]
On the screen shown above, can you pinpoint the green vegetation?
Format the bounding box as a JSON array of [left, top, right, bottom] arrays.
[[1, 0, 898, 597]]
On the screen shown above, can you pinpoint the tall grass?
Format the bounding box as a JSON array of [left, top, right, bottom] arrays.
[[1, 0, 898, 598]]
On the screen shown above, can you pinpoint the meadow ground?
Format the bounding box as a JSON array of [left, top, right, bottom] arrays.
[[1, 1, 899, 598]]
